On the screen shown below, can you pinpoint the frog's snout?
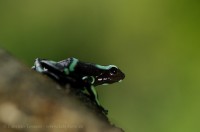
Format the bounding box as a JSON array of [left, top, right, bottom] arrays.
[[121, 72, 125, 80]]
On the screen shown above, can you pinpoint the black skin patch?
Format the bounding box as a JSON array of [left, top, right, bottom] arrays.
[[32, 58, 125, 115]]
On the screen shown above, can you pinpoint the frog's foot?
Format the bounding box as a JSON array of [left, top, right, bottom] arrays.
[[98, 105, 108, 115]]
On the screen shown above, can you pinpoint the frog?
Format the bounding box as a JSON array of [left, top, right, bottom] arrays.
[[32, 57, 125, 115]]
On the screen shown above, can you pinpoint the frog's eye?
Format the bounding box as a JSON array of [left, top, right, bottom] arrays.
[[109, 67, 118, 75]]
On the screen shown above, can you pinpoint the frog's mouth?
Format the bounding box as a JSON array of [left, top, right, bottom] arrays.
[[94, 69, 125, 86]]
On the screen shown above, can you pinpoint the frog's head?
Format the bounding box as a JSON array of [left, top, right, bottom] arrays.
[[93, 65, 125, 86], [75, 61, 125, 86]]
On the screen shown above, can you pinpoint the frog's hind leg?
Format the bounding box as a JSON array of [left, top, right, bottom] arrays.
[[32, 58, 61, 81]]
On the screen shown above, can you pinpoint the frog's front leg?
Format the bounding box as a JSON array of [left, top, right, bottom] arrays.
[[85, 85, 108, 115]]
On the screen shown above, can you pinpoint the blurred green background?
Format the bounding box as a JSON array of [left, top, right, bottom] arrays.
[[0, 0, 200, 132]]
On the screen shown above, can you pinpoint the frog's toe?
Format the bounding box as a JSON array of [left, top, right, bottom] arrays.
[[98, 105, 108, 115]]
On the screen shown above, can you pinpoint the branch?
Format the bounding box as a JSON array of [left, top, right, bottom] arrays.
[[0, 49, 124, 132]]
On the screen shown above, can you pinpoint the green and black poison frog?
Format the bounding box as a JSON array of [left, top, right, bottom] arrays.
[[32, 58, 125, 115]]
